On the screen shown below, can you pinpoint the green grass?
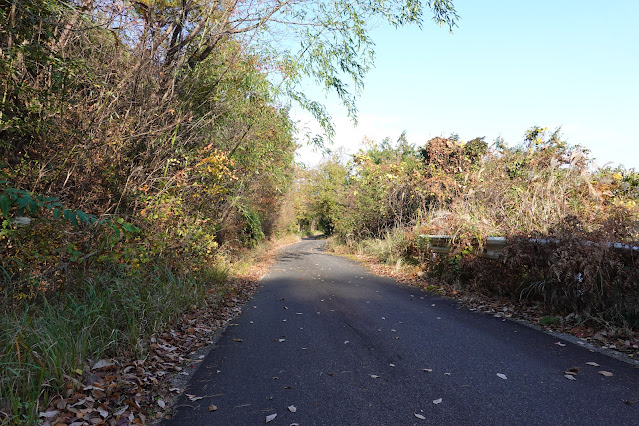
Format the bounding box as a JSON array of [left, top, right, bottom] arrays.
[[539, 315, 561, 326], [0, 262, 227, 424], [357, 230, 410, 266]]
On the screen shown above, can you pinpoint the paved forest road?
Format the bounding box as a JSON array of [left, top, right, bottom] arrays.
[[164, 239, 639, 425]]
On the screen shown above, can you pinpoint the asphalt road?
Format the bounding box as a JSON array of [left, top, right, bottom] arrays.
[[163, 238, 639, 425]]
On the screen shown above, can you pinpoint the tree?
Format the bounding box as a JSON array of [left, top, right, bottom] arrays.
[[68, 0, 458, 142]]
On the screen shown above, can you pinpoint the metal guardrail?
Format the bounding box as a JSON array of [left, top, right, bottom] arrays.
[[419, 234, 637, 260], [419, 235, 505, 260]]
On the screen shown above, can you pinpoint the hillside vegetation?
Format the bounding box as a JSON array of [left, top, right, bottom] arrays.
[[0, 1, 296, 422], [299, 129, 639, 332]]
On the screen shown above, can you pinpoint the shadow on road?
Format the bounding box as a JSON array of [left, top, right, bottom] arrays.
[[301, 234, 327, 240]]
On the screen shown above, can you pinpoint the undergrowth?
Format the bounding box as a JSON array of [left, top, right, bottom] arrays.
[[0, 260, 228, 424]]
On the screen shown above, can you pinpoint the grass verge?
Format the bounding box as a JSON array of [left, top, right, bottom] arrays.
[[0, 235, 300, 424], [0, 262, 225, 424]]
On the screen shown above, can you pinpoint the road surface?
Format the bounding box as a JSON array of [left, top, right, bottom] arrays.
[[163, 238, 639, 425]]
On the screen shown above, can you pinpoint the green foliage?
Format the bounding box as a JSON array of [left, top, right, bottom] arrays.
[[539, 315, 561, 326], [1, 186, 96, 227], [301, 156, 349, 235], [274, 0, 458, 140], [0, 262, 223, 423], [239, 206, 266, 248]]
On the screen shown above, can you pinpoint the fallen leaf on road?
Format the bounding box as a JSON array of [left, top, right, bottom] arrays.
[[423, 369, 432, 373], [433, 398, 442, 404], [288, 405, 297, 413], [389, 363, 395, 367], [564, 374, 577, 381], [370, 374, 379, 379], [232, 338, 243, 342], [92, 359, 115, 370], [157, 399, 165, 409], [555, 342, 566, 347], [496, 373, 507, 380], [266, 413, 277, 423], [185, 394, 203, 401], [209, 404, 218, 412], [39, 410, 59, 418], [586, 362, 600, 367], [344, 341, 349, 344], [278, 339, 285, 343], [414, 413, 426, 420], [598, 371, 613, 377]]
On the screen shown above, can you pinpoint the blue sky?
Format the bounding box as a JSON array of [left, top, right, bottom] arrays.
[[293, 0, 639, 169]]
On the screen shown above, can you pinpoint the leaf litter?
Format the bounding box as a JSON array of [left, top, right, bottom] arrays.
[[38, 255, 275, 425], [266, 413, 277, 423]]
